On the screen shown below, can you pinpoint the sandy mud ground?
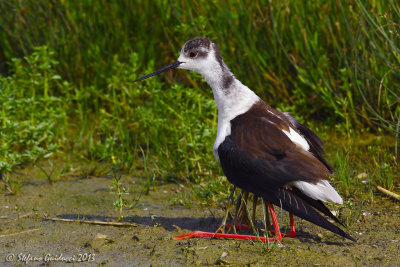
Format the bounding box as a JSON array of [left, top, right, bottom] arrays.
[[1, 167, 399, 266]]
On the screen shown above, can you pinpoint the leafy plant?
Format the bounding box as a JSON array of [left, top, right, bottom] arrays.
[[0, 46, 68, 180], [110, 165, 129, 222]]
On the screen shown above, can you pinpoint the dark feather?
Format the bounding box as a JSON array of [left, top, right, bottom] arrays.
[[269, 188, 355, 242], [291, 187, 344, 227], [217, 100, 354, 241], [218, 138, 354, 241], [229, 101, 331, 184], [218, 136, 320, 190]]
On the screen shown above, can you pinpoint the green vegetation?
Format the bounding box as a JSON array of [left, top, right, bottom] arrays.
[[110, 165, 129, 221], [0, 0, 399, 207]]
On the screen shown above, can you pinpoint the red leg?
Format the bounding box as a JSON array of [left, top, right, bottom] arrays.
[[269, 212, 296, 238], [173, 229, 286, 242], [268, 203, 282, 241], [173, 203, 292, 242], [174, 231, 272, 241], [286, 213, 296, 238]]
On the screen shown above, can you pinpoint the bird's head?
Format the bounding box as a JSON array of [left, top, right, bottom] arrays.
[[177, 38, 222, 74], [133, 38, 224, 82]]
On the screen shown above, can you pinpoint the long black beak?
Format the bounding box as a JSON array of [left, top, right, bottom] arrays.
[[133, 61, 182, 82]]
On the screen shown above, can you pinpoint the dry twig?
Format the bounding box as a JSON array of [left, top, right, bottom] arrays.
[[46, 217, 138, 227], [377, 186, 400, 201], [15, 212, 33, 221]]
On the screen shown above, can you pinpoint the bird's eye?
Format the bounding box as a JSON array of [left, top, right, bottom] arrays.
[[189, 52, 197, 58]]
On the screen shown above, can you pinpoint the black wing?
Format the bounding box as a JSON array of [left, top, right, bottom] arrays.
[[225, 101, 331, 189], [216, 100, 354, 241], [218, 136, 354, 241]]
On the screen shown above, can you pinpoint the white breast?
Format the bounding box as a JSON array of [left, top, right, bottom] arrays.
[[213, 119, 231, 159], [211, 82, 259, 159]]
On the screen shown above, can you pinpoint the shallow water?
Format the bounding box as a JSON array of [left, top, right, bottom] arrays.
[[0, 165, 399, 266]]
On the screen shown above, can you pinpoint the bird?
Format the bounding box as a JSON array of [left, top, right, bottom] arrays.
[[134, 38, 355, 242]]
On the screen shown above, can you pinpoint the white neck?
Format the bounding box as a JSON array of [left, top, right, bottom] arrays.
[[199, 59, 260, 158], [200, 63, 259, 120]]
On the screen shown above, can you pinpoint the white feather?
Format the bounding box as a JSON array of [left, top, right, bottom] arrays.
[[282, 127, 310, 151], [293, 180, 343, 204]]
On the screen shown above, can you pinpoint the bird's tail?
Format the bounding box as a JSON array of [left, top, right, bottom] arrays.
[[267, 188, 356, 242]]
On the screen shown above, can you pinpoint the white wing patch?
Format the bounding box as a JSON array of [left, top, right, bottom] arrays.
[[293, 180, 343, 204], [282, 127, 310, 151]]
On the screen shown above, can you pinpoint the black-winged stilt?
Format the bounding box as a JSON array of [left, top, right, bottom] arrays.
[[134, 38, 355, 242]]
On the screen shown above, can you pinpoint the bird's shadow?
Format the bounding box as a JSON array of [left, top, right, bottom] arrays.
[[50, 214, 349, 246]]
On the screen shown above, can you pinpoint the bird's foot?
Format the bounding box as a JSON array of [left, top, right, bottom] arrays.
[[173, 231, 214, 240], [173, 231, 283, 242], [284, 230, 296, 238], [269, 229, 296, 238]]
